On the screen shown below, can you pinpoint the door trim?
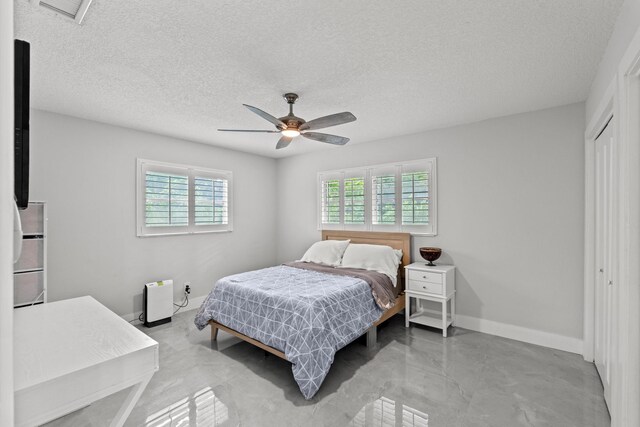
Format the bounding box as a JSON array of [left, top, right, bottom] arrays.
[[612, 26, 640, 427], [0, 0, 14, 425], [585, 24, 640, 427], [583, 79, 615, 363], [593, 120, 614, 407]]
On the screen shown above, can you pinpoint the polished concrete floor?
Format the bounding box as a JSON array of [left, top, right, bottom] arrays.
[[46, 310, 610, 427]]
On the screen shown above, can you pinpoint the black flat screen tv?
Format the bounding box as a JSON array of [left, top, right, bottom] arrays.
[[14, 39, 30, 210]]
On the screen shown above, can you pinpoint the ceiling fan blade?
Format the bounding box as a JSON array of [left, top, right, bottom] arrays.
[[302, 132, 350, 145], [218, 129, 279, 133], [243, 104, 286, 128], [276, 136, 293, 150], [299, 112, 356, 131]]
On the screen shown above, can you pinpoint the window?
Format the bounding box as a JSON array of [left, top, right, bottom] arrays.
[[144, 171, 189, 227], [137, 159, 233, 236], [344, 176, 365, 225], [318, 158, 437, 235], [194, 176, 228, 225], [371, 172, 396, 225], [402, 171, 429, 225], [320, 177, 341, 225]]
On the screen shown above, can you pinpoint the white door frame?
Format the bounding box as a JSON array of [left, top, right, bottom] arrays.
[[584, 25, 640, 427], [593, 115, 615, 406], [0, 0, 14, 426], [612, 26, 640, 427], [583, 79, 616, 364]]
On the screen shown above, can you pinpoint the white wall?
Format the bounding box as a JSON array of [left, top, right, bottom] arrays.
[[276, 103, 585, 344], [0, 0, 14, 424], [30, 102, 586, 349], [586, 0, 640, 120], [29, 109, 278, 317]]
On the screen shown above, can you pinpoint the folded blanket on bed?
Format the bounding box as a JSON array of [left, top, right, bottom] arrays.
[[283, 261, 396, 310], [193, 264, 386, 399]]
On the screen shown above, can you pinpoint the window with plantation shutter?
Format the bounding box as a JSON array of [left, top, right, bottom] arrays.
[[137, 159, 233, 236], [194, 177, 228, 226], [320, 175, 342, 226], [344, 176, 365, 225], [317, 158, 437, 235], [145, 172, 189, 227], [371, 172, 396, 226], [402, 171, 429, 225]]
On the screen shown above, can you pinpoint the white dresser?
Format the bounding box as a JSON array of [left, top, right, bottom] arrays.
[[404, 263, 456, 337], [14, 296, 159, 427]]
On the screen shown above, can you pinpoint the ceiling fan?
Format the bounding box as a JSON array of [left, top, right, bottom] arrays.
[[218, 93, 356, 150]]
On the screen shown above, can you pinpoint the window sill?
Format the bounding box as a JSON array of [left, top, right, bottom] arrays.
[[316, 227, 437, 237], [137, 229, 233, 237]]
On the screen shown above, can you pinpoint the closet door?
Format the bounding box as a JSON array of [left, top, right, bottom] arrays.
[[594, 120, 614, 407]]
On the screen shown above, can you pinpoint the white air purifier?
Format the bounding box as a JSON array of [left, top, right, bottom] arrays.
[[143, 279, 173, 327]]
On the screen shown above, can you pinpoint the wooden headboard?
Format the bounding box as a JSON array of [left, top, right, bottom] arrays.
[[321, 230, 411, 277]]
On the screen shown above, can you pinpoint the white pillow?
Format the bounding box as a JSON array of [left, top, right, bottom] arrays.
[[340, 244, 402, 286], [394, 249, 403, 263], [299, 240, 350, 267]]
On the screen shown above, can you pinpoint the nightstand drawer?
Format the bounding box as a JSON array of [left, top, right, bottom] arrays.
[[408, 269, 442, 284], [407, 279, 443, 295]]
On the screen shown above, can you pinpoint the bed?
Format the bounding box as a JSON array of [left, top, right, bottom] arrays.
[[194, 230, 410, 399]]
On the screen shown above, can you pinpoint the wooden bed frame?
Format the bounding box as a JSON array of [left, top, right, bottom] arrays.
[[209, 230, 411, 361]]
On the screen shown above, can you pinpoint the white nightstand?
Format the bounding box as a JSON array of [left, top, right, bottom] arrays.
[[404, 262, 456, 337]]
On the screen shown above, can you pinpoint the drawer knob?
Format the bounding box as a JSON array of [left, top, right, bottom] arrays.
[[423, 276, 427, 279]]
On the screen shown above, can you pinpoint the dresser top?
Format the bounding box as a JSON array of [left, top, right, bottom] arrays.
[[405, 262, 455, 273], [14, 296, 158, 391]]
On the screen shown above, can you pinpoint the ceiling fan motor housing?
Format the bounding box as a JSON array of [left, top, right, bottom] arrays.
[[278, 116, 306, 130]]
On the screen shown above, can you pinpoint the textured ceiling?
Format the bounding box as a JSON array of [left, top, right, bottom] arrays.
[[15, 0, 622, 158]]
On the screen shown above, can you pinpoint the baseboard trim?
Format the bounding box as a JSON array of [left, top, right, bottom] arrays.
[[121, 299, 582, 354], [454, 314, 583, 355], [121, 295, 206, 325]]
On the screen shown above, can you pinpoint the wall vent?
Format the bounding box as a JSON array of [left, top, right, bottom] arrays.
[[31, 0, 94, 24]]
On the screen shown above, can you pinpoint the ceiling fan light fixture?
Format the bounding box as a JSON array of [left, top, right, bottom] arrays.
[[281, 129, 300, 138], [219, 94, 356, 149]]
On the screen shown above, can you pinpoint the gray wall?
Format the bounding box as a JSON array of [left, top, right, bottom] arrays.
[[276, 103, 585, 339], [29, 109, 278, 316]]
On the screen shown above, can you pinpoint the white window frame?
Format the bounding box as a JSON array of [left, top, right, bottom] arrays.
[[137, 159, 233, 237], [317, 158, 437, 236]]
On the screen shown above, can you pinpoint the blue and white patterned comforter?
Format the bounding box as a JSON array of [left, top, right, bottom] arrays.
[[194, 265, 384, 399]]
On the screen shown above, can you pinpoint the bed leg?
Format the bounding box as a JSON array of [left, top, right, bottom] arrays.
[[366, 325, 377, 348], [211, 324, 219, 341]]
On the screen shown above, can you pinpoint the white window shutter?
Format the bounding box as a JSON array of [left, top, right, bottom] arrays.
[[317, 158, 437, 235], [137, 159, 233, 236], [401, 171, 429, 225], [318, 172, 343, 229], [343, 173, 366, 227], [144, 171, 189, 227], [192, 168, 233, 233], [400, 159, 437, 235], [194, 177, 228, 225], [370, 165, 399, 230]]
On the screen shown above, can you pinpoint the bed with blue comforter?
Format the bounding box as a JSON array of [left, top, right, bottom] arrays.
[[194, 262, 396, 399]]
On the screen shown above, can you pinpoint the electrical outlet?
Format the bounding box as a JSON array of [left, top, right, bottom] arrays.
[[184, 282, 191, 294]]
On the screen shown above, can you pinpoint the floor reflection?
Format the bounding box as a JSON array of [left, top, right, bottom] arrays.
[[144, 387, 228, 426], [350, 396, 428, 427]]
